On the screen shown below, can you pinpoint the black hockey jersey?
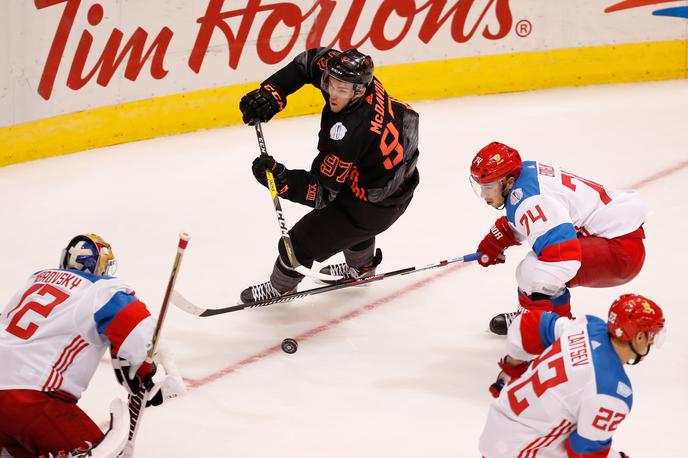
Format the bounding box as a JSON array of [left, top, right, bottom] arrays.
[[263, 47, 419, 209]]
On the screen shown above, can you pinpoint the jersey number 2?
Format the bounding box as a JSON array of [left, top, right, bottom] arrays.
[[5, 284, 69, 340]]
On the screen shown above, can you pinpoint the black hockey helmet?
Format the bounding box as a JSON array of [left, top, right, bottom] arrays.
[[321, 49, 374, 98]]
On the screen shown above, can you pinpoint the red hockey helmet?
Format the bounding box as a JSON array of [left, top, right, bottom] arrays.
[[470, 142, 522, 184], [608, 294, 666, 343]]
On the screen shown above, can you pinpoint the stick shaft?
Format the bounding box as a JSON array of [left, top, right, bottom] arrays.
[[125, 233, 190, 456], [172, 252, 481, 317], [254, 121, 301, 269], [148, 233, 190, 357]]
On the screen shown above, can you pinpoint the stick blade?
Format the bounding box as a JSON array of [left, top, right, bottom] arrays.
[[171, 290, 207, 316]]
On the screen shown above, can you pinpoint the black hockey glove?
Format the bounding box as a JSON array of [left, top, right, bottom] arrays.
[[112, 357, 164, 407], [239, 83, 286, 125], [252, 155, 289, 195]]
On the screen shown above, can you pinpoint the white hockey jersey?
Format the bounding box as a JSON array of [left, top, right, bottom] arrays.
[[506, 161, 647, 295], [479, 312, 631, 458], [0, 269, 154, 400]]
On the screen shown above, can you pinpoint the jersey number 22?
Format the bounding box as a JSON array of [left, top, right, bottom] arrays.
[[507, 339, 569, 415]]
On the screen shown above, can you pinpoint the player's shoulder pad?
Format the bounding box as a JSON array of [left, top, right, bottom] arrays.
[[70, 270, 114, 282], [89, 275, 134, 298], [506, 161, 541, 224], [586, 315, 633, 410]]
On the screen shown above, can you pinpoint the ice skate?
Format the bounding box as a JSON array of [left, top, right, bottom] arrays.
[[239, 280, 296, 304], [319, 249, 383, 285], [489, 311, 519, 336]]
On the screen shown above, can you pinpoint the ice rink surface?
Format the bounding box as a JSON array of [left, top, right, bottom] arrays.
[[1, 79, 687, 457]]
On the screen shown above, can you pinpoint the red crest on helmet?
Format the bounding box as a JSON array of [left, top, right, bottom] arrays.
[[608, 294, 665, 342], [470, 142, 522, 184]]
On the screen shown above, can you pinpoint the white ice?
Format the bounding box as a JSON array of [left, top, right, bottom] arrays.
[[1, 79, 687, 457]]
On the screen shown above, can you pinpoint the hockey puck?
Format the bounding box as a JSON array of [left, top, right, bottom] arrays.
[[281, 338, 298, 354]]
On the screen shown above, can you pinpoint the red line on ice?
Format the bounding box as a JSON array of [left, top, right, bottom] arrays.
[[183, 261, 465, 389], [182, 158, 688, 390], [628, 159, 688, 189]]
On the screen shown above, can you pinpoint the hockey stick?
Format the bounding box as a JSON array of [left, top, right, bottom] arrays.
[[122, 233, 190, 457], [254, 121, 341, 282], [172, 252, 481, 317]]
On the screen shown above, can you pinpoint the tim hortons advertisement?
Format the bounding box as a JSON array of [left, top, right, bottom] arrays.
[[1, 0, 686, 126]]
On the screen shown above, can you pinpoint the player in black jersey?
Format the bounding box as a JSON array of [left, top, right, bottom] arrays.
[[238, 48, 420, 303]]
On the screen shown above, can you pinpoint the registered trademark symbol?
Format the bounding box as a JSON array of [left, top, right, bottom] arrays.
[[515, 20, 532, 37]]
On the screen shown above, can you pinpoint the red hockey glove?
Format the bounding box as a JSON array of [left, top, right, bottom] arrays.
[[251, 155, 289, 195], [489, 355, 530, 398], [239, 83, 286, 125], [477, 216, 519, 267]]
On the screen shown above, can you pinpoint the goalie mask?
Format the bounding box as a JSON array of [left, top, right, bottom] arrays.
[[60, 234, 117, 276]]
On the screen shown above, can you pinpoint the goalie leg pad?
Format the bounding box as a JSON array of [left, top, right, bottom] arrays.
[[63, 398, 129, 458]]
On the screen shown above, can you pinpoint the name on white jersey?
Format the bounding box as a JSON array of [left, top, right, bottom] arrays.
[[567, 330, 590, 367], [34, 270, 83, 290]]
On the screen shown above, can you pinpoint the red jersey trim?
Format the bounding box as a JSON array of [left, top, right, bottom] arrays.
[[105, 300, 150, 356], [518, 419, 574, 457], [520, 311, 547, 356], [539, 239, 582, 263]]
